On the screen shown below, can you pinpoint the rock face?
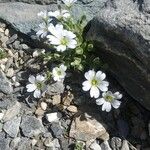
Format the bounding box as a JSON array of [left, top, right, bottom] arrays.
[[86, 0, 150, 110], [0, 0, 108, 41]]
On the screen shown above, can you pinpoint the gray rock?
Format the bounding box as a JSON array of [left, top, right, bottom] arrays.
[[44, 138, 60, 149], [0, 70, 13, 94], [17, 137, 32, 150], [86, 0, 150, 110], [3, 117, 21, 137], [20, 115, 45, 137], [0, 1, 107, 41], [21, 43, 29, 50], [12, 40, 22, 50], [0, 132, 10, 150], [6, 34, 18, 45], [47, 81, 65, 95], [10, 137, 21, 149], [0, 2, 57, 39], [100, 141, 112, 150], [111, 137, 122, 149], [3, 100, 21, 122], [121, 140, 129, 150], [50, 122, 64, 138]]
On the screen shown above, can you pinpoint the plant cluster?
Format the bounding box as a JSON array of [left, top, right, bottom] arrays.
[[26, 0, 123, 112]]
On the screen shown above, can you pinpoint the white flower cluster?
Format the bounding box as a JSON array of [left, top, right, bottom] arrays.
[[36, 0, 77, 52], [26, 64, 67, 98], [82, 70, 122, 112], [26, 0, 123, 113]]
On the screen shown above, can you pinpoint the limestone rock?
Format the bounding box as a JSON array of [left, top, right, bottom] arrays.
[[86, 0, 150, 110], [0, 0, 107, 44], [70, 113, 108, 141], [46, 112, 59, 123]]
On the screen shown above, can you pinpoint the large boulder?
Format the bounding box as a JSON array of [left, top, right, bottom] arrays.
[[0, 0, 107, 38], [85, 0, 150, 110]]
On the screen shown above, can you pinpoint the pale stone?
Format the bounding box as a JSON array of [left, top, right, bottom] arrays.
[[40, 102, 47, 110], [0, 28, 4, 33], [52, 95, 61, 105], [0, 112, 4, 120], [67, 105, 78, 113], [4, 29, 9, 36], [90, 141, 101, 150], [46, 112, 59, 123], [6, 68, 14, 77], [70, 114, 108, 141]]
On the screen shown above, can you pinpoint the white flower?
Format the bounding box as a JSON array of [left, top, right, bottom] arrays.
[[38, 11, 49, 20], [82, 70, 109, 98], [52, 64, 67, 81], [62, 0, 77, 7], [96, 91, 122, 112], [48, 10, 70, 20], [47, 24, 77, 52], [36, 23, 50, 38], [26, 75, 45, 98]]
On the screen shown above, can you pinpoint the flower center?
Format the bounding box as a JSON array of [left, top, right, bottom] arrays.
[[57, 70, 62, 76], [91, 79, 98, 86], [36, 82, 43, 90], [61, 37, 68, 45], [105, 95, 114, 102]]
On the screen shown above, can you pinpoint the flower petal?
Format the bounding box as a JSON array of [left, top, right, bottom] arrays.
[[96, 98, 105, 105], [34, 89, 41, 98], [96, 71, 106, 80], [47, 35, 61, 45], [102, 102, 112, 112], [98, 81, 109, 91], [26, 84, 36, 92], [36, 75, 45, 82], [114, 92, 123, 99], [60, 64, 67, 71], [82, 81, 91, 91], [84, 70, 95, 80], [56, 45, 66, 52], [90, 86, 100, 98], [28, 75, 35, 83], [111, 100, 121, 109], [67, 39, 77, 49]]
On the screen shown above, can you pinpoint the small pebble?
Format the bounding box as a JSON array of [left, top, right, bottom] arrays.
[[4, 29, 9, 36], [67, 105, 78, 113], [52, 95, 61, 105], [46, 112, 59, 123], [0, 28, 4, 33], [44, 137, 52, 147], [40, 102, 47, 110], [0, 111, 4, 120], [35, 108, 45, 116], [6, 68, 14, 77], [21, 44, 29, 50]]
